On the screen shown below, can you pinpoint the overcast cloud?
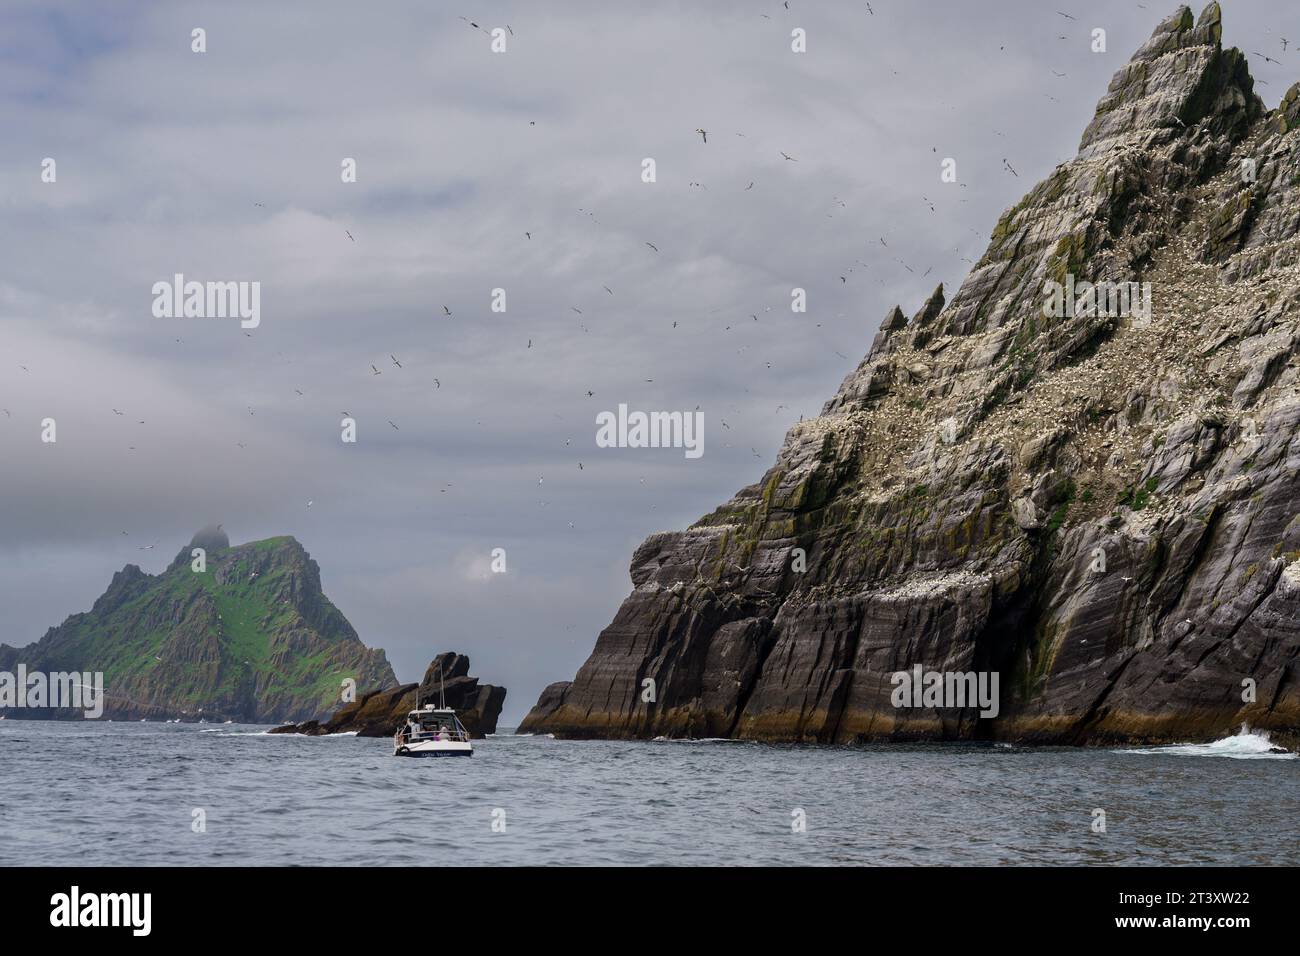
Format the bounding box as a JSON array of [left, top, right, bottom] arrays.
[[2, 0, 1295, 724]]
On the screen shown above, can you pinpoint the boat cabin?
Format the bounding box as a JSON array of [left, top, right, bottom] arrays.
[[400, 705, 469, 742]]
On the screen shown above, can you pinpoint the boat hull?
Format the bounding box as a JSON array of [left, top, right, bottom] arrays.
[[394, 741, 473, 757]]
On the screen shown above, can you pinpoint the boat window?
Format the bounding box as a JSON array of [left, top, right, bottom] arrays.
[[417, 715, 464, 734]]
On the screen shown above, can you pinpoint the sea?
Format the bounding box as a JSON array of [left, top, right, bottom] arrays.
[[0, 721, 1295, 866]]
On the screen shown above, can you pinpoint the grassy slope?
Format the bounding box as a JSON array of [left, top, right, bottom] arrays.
[[1, 536, 396, 721]]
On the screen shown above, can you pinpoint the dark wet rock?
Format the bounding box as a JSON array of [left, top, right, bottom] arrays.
[[270, 653, 506, 738], [518, 681, 573, 732], [519, 5, 1300, 750]]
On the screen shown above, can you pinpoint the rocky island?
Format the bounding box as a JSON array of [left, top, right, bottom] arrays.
[[270, 652, 506, 738], [520, 4, 1300, 748], [0, 526, 397, 724]]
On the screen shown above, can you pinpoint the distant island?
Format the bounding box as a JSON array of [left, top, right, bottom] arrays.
[[0, 526, 397, 723]]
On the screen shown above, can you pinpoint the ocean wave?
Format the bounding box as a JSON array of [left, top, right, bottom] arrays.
[[653, 736, 745, 744], [196, 728, 361, 738], [1117, 725, 1295, 759]]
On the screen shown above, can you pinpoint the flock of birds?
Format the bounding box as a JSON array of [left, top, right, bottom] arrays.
[[7, 5, 1299, 550]]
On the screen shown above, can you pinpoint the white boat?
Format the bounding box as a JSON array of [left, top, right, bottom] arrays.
[[393, 660, 473, 757], [394, 705, 473, 757]]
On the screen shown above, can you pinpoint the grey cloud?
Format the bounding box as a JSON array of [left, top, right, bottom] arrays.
[[1, 0, 1293, 721]]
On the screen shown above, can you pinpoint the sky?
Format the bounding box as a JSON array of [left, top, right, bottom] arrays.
[[2, 1, 1297, 725]]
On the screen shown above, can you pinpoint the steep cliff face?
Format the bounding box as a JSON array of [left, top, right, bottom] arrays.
[[521, 4, 1300, 747], [270, 652, 507, 738], [0, 530, 397, 723]]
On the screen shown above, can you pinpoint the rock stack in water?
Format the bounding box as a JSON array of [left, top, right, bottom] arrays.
[[271, 653, 506, 738]]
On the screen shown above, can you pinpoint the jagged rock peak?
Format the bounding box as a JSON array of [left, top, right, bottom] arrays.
[[189, 523, 230, 552], [882, 304, 908, 333], [1078, 2, 1259, 155], [866, 304, 909, 360], [1197, 1, 1223, 42], [421, 652, 473, 688], [907, 283, 946, 350], [91, 564, 151, 615], [911, 284, 945, 325], [1280, 82, 1300, 133]]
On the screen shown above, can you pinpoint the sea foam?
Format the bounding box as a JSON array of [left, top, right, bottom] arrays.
[[1117, 724, 1295, 759]]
